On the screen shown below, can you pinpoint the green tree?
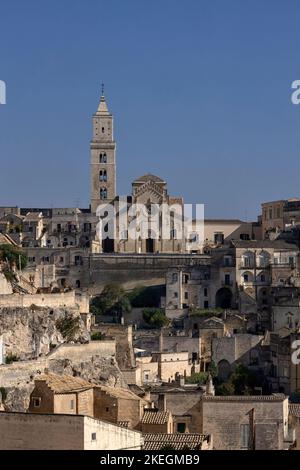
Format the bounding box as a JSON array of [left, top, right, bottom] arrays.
[[185, 372, 209, 385], [128, 286, 163, 308], [208, 360, 218, 378], [142, 308, 169, 328], [56, 315, 81, 341], [215, 381, 235, 396], [90, 284, 131, 317], [0, 244, 27, 270]]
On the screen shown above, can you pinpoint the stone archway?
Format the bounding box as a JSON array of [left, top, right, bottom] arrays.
[[102, 237, 115, 253], [217, 359, 231, 381], [215, 287, 232, 309]]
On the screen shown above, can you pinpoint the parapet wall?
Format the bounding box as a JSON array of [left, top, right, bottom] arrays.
[[0, 291, 89, 313]]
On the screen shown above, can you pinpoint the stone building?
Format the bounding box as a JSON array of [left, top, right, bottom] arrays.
[[212, 333, 264, 381], [0, 412, 143, 450], [28, 373, 94, 417], [149, 382, 204, 434], [261, 198, 300, 238], [141, 409, 173, 434], [199, 394, 290, 450], [93, 385, 148, 430], [90, 93, 116, 213]]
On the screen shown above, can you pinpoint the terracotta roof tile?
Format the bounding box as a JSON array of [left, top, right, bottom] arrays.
[[143, 433, 209, 450], [141, 410, 170, 425], [201, 394, 286, 402], [37, 373, 93, 394], [289, 404, 300, 417]]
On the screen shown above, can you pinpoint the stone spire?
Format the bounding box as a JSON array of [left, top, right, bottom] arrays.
[[205, 373, 215, 396], [97, 83, 109, 115]]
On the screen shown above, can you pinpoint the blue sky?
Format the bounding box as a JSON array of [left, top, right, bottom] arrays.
[[0, 0, 300, 219]]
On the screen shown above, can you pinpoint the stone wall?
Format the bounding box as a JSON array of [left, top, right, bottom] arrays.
[[48, 341, 116, 362], [0, 291, 89, 313], [200, 395, 289, 450], [89, 254, 210, 293], [0, 412, 142, 450]]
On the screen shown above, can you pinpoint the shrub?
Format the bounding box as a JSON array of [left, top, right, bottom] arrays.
[[215, 381, 235, 396], [128, 286, 164, 308], [189, 308, 223, 317], [142, 308, 169, 328], [56, 315, 81, 341], [215, 363, 264, 396], [5, 354, 20, 364], [0, 244, 27, 270], [90, 284, 131, 316], [185, 372, 209, 385], [2, 267, 16, 282], [91, 332, 103, 341]]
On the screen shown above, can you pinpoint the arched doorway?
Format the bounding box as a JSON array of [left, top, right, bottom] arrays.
[[146, 238, 154, 253], [215, 287, 232, 309], [102, 237, 114, 253], [217, 359, 231, 381]]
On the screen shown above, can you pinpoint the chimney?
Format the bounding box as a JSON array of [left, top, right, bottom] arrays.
[[157, 393, 166, 411]]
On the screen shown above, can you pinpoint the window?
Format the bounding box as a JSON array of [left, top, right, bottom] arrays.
[[59, 257, 64, 263], [91, 433, 97, 441], [75, 280, 81, 288], [184, 292, 188, 300], [177, 423, 186, 433], [240, 233, 250, 240], [70, 399, 74, 410], [214, 232, 224, 244], [100, 153, 107, 163], [224, 274, 231, 285], [183, 274, 189, 284], [32, 397, 41, 408], [105, 407, 109, 412], [204, 300, 209, 309], [277, 207, 281, 218], [100, 188, 107, 200], [204, 288, 208, 297], [120, 230, 128, 240], [260, 274, 265, 283], [243, 274, 249, 282], [170, 228, 177, 239], [99, 170, 107, 182], [174, 292, 178, 298], [224, 256, 232, 266], [102, 127, 105, 133], [269, 208, 273, 220], [172, 273, 178, 283], [289, 257, 295, 266], [240, 424, 250, 449]]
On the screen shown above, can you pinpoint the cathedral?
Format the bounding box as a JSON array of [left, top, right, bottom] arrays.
[[90, 91, 188, 254]]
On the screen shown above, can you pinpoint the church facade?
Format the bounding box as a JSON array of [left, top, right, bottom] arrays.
[[90, 92, 193, 254]]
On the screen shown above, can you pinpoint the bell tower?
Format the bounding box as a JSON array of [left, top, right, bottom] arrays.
[[90, 86, 116, 213]]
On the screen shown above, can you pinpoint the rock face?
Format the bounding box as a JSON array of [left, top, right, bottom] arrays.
[[3, 356, 127, 412], [0, 273, 13, 295], [49, 357, 127, 388], [0, 306, 127, 412], [0, 307, 89, 360]]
